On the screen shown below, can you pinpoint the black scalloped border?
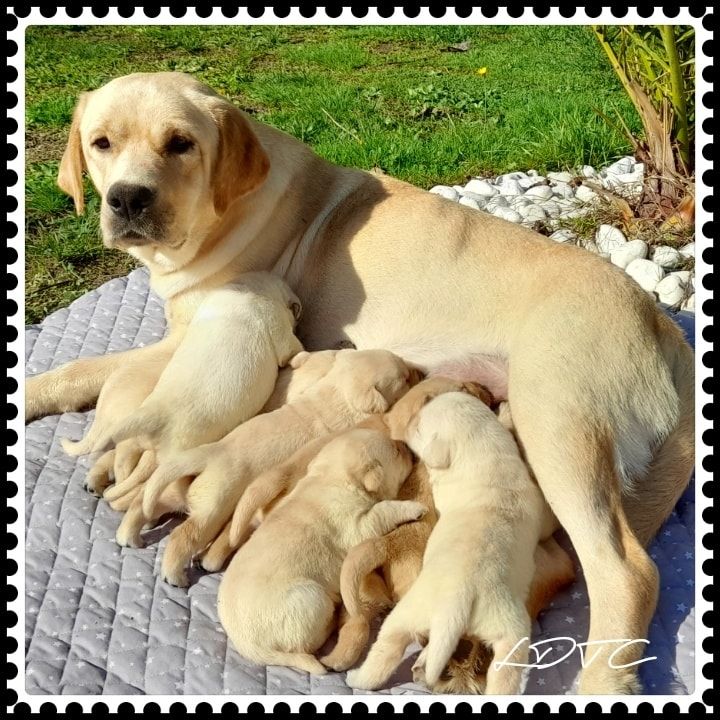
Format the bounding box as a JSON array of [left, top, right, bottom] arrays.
[[5, 5, 714, 715]]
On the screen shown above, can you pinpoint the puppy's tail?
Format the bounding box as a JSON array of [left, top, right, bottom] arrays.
[[61, 435, 94, 457], [254, 650, 327, 675], [423, 601, 471, 687], [340, 537, 390, 618], [142, 448, 207, 516]]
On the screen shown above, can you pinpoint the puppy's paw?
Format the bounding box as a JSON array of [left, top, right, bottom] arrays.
[[319, 651, 354, 673], [345, 669, 378, 691], [115, 523, 144, 549], [161, 563, 190, 588], [404, 501, 428, 522], [411, 661, 426, 686]]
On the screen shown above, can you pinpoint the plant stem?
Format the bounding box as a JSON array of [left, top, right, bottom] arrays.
[[660, 25, 690, 170]]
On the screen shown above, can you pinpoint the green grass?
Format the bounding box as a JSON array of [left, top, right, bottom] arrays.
[[25, 24, 641, 323]]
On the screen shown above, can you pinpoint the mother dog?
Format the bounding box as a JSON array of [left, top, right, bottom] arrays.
[[25, 72, 694, 694]]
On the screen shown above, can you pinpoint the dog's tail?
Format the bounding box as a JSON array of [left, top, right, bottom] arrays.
[[623, 313, 695, 546], [61, 434, 95, 457], [142, 448, 207, 516], [422, 599, 471, 688]]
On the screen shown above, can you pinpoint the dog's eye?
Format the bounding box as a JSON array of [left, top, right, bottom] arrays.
[[166, 135, 194, 154], [92, 137, 110, 150]]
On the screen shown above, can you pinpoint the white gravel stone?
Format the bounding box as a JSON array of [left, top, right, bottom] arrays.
[[518, 204, 547, 223], [458, 196, 481, 210], [518, 177, 542, 190], [497, 178, 523, 196], [549, 229, 577, 244], [652, 245, 682, 269], [541, 200, 562, 218], [430, 185, 459, 201], [496, 172, 526, 185], [485, 196, 508, 211], [679, 242, 695, 258], [575, 185, 599, 203], [671, 270, 692, 285], [626, 259, 665, 293], [551, 182, 576, 199], [655, 274, 686, 306], [464, 178, 497, 197], [491, 206, 522, 223], [459, 190, 489, 207], [453, 185, 465, 193], [547, 171, 574, 183], [610, 239, 648, 269], [605, 156, 635, 175], [581, 165, 598, 178], [527, 169, 540, 177], [681, 294, 695, 312], [584, 241, 600, 254], [595, 224, 627, 253], [525, 185, 554, 201]]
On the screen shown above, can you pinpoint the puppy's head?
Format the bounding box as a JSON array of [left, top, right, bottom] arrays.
[[331, 350, 423, 415], [312, 428, 413, 498], [384, 376, 493, 442], [58, 72, 269, 261], [236, 272, 302, 326]]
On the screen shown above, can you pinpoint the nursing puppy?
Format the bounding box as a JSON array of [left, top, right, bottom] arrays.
[[217, 427, 423, 675], [321, 376, 492, 673], [117, 349, 421, 586], [106, 348, 340, 515], [98, 272, 303, 454], [346, 392, 552, 694]]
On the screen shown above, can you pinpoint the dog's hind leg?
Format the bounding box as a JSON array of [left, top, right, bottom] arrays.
[[510, 391, 659, 694]]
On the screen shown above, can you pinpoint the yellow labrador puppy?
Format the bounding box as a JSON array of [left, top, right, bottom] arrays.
[[347, 391, 553, 694], [218, 427, 422, 675], [106, 349, 340, 514], [117, 349, 420, 586], [96, 272, 302, 454], [27, 72, 694, 693]]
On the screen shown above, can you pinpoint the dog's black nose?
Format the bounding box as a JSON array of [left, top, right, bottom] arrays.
[[106, 183, 156, 221]]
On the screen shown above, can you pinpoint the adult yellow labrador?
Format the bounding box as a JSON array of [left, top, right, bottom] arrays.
[[25, 72, 694, 694]]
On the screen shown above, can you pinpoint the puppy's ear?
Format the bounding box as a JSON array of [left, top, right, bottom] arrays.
[[289, 351, 311, 369], [211, 102, 270, 215], [462, 381, 495, 407], [360, 461, 384, 494], [422, 433, 451, 470], [289, 299, 302, 322], [58, 92, 90, 215], [354, 385, 391, 415]]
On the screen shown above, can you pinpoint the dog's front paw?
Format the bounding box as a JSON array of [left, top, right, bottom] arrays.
[[161, 559, 190, 588]]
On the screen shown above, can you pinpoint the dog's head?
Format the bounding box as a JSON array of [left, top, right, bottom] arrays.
[[58, 72, 269, 261], [384, 376, 493, 442], [330, 350, 423, 416], [310, 427, 413, 498]]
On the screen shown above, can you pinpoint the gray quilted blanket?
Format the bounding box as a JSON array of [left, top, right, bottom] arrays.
[[25, 268, 696, 695]]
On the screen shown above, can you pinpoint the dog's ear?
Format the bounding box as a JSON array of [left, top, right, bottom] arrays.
[[58, 92, 90, 215], [211, 102, 270, 215], [353, 385, 391, 415], [422, 433, 451, 470], [360, 460, 384, 493], [462, 381, 495, 407], [289, 350, 311, 369], [289, 299, 302, 322]]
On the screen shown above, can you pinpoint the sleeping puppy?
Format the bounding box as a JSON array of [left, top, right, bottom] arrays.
[[200, 376, 483, 574], [107, 349, 340, 513], [116, 349, 421, 586], [346, 391, 554, 695], [320, 376, 491, 672], [217, 427, 425, 675], [95, 272, 303, 455]]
